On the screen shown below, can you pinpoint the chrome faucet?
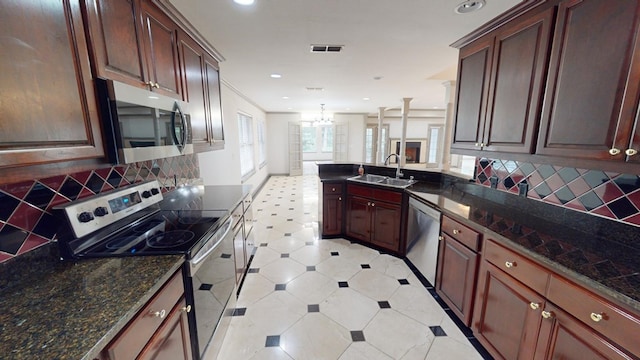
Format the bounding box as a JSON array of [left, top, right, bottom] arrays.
[[384, 153, 398, 166]]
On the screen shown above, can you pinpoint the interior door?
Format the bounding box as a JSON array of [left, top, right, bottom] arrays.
[[288, 122, 303, 176]]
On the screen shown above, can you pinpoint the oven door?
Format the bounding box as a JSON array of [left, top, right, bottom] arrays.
[[184, 216, 235, 360]]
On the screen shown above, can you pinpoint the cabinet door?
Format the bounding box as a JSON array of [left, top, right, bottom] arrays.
[[435, 234, 478, 326], [233, 224, 246, 285], [346, 196, 371, 242], [473, 260, 545, 360], [370, 201, 402, 252], [82, 0, 147, 86], [138, 298, 192, 360], [204, 56, 225, 148], [0, 0, 105, 172], [537, 0, 640, 160], [451, 35, 493, 151], [535, 304, 635, 360], [483, 8, 554, 153], [178, 33, 209, 149], [322, 194, 343, 236], [139, 0, 182, 99]]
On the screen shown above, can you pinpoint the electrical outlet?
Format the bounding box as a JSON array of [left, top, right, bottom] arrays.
[[489, 176, 499, 189], [518, 181, 529, 197]]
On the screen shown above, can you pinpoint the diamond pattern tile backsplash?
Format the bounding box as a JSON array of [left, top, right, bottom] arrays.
[[0, 154, 200, 263], [476, 158, 640, 227]]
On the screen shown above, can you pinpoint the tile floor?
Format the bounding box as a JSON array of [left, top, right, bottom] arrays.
[[213, 163, 488, 360]]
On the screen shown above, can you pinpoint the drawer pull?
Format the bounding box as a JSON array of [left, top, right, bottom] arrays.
[[452, 229, 461, 235], [338, 197, 342, 201], [625, 148, 638, 156], [590, 312, 603, 322], [182, 305, 192, 313], [371, 202, 375, 207], [151, 309, 166, 319], [609, 148, 621, 156], [438, 236, 443, 241], [505, 261, 516, 268], [541, 310, 554, 319], [529, 302, 540, 310], [332, 187, 336, 192]]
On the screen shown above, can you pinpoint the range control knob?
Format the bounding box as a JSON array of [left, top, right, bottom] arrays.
[[150, 188, 160, 195], [78, 211, 94, 223], [94, 206, 108, 217], [142, 190, 152, 199]]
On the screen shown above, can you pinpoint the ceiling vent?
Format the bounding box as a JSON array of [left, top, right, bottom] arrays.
[[310, 44, 344, 53], [306, 87, 325, 91]]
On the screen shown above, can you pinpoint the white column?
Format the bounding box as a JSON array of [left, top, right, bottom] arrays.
[[376, 107, 385, 164], [399, 98, 412, 167], [442, 81, 456, 171]]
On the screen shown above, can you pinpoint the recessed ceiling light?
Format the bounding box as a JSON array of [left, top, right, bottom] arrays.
[[282, 96, 289, 99], [270, 73, 282, 78], [234, 0, 254, 5], [454, 0, 485, 14], [287, 107, 293, 110], [363, 97, 370, 101], [373, 76, 383, 80]]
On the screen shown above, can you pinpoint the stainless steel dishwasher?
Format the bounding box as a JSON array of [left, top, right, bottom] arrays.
[[406, 197, 441, 285]]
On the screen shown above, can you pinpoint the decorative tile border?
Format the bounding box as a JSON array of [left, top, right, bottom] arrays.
[[476, 158, 640, 227], [0, 154, 201, 262]]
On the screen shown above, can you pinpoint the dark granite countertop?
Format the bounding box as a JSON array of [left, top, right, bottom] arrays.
[[0, 244, 184, 360], [317, 165, 640, 314]]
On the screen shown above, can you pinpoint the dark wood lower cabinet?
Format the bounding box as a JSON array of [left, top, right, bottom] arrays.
[[435, 233, 478, 326], [346, 195, 371, 241], [369, 201, 402, 251], [472, 260, 545, 360], [138, 298, 192, 360], [322, 183, 344, 236], [535, 303, 635, 360]]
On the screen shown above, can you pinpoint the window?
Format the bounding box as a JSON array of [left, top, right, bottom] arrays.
[[426, 125, 443, 167], [257, 120, 266, 167], [302, 126, 317, 152], [238, 113, 254, 178], [364, 124, 389, 163], [321, 126, 333, 152]]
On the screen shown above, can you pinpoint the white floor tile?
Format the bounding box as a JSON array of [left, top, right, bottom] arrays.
[[321, 288, 380, 330], [280, 313, 352, 360], [364, 310, 433, 359]]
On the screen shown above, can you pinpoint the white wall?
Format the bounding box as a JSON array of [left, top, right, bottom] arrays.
[[198, 82, 269, 191]]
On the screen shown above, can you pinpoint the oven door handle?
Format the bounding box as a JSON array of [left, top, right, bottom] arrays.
[[189, 216, 233, 274]]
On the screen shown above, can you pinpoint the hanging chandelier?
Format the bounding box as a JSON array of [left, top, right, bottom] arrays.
[[313, 104, 333, 126]]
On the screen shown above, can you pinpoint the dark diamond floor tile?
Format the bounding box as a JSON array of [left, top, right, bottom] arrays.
[[221, 253, 232, 259], [305, 241, 314, 246], [338, 281, 349, 288], [350, 330, 366, 342], [232, 308, 247, 316], [307, 304, 320, 313], [199, 283, 213, 291], [361, 264, 371, 269], [331, 251, 339, 256], [378, 301, 391, 309], [266, 226, 273, 229], [429, 325, 447, 337], [275, 283, 286, 291], [285, 233, 291, 236], [248, 268, 259, 273], [398, 279, 410, 285], [265, 335, 280, 347], [306, 266, 316, 271], [260, 243, 268, 247], [281, 253, 289, 258]]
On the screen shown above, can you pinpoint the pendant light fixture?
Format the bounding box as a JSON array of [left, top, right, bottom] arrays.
[[313, 104, 333, 126]]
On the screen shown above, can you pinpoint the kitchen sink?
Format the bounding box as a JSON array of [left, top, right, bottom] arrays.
[[348, 174, 416, 188]]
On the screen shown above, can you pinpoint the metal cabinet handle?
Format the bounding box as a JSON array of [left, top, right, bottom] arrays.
[[452, 229, 461, 235], [367, 202, 371, 206], [438, 236, 443, 241], [332, 187, 336, 192], [590, 312, 603, 322], [475, 143, 480, 147], [371, 202, 375, 207], [529, 302, 540, 310], [541, 310, 554, 319], [505, 261, 516, 268], [151, 309, 166, 319], [338, 197, 342, 201], [182, 305, 192, 313], [609, 148, 621, 156], [625, 149, 638, 156]]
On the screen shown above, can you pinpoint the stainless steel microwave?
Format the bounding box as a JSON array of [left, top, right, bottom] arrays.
[[97, 79, 193, 164]]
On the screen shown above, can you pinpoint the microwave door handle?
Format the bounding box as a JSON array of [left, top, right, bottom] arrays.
[[171, 102, 185, 150]]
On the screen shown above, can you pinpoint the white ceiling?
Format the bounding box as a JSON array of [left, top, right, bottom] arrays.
[[169, 0, 521, 115]]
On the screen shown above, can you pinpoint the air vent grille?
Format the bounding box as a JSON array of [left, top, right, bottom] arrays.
[[306, 87, 325, 91], [310, 44, 344, 53]]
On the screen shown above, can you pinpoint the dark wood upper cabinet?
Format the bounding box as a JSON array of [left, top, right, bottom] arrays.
[[452, 7, 554, 154], [451, 36, 493, 151], [537, 0, 640, 161], [0, 0, 105, 174], [82, 0, 147, 85], [204, 57, 225, 147], [139, 1, 182, 99], [483, 8, 554, 153]]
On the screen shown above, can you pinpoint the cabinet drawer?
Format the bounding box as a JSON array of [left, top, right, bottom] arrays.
[[347, 184, 372, 198], [371, 188, 403, 203], [547, 275, 640, 357], [483, 239, 549, 295], [106, 270, 184, 359], [324, 183, 343, 194], [441, 216, 480, 251]]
